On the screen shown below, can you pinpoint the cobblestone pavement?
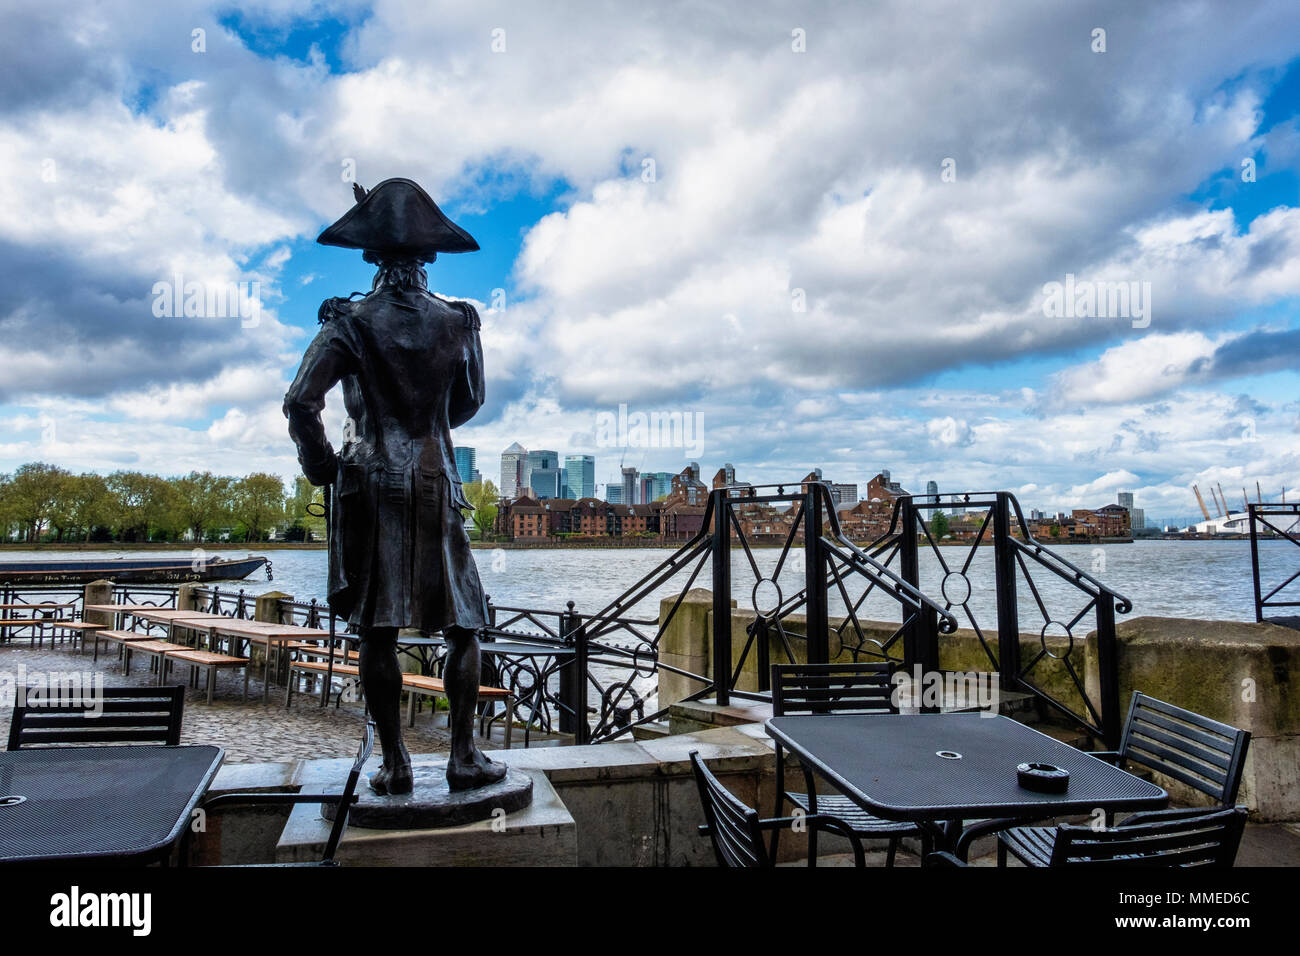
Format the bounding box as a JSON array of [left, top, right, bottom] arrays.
[[0, 637, 459, 763]]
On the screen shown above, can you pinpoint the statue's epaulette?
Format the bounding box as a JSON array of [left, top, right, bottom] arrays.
[[453, 300, 481, 331], [317, 292, 368, 325]]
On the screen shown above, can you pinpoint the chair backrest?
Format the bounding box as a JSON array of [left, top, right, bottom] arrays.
[[771, 661, 896, 717], [321, 720, 376, 863], [689, 750, 769, 868], [1051, 806, 1247, 868], [7, 685, 184, 749], [1117, 692, 1250, 806]]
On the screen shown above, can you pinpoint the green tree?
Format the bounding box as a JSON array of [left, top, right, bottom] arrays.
[[173, 471, 233, 542], [50, 473, 112, 542], [286, 475, 326, 541], [463, 479, 499, 539], [106, 471, 170, 542], [929, 511, 950, 540], [231, 473, 287, 542], [7, 463, 69, 541]]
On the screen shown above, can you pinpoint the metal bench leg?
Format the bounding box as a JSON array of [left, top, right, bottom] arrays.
[[207, 666, 216, 705], [504, 697, 514, 750]]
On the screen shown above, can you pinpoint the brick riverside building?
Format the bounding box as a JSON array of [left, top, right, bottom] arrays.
[[495, 465, 944, 545]]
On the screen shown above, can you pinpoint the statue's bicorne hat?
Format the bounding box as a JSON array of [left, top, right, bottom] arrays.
[[316, 178, 479, 259]]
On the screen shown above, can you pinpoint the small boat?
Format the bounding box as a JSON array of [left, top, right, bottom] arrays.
[[0, 555, 271, 586]]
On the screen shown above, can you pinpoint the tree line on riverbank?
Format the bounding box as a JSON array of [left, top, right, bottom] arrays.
[[0, 462, 502, 544], [0, 463, 323, 543]]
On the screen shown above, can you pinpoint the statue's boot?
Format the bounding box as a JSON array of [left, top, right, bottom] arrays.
[[369, 743, 414, 796], [446, 748, 508, 791]]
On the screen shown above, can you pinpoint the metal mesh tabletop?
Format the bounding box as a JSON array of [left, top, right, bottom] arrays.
[[766, 714, 1167, 821], [0, 745, 223, 863]]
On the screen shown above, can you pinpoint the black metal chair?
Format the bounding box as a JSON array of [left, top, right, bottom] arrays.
[[770, 661, 926, 866], [690, 750, 866, 867], [7, 685, 184, 749], [935, 806, 1247, 868], [999, 692, 1251, 867], [185, 721, 375, 867]]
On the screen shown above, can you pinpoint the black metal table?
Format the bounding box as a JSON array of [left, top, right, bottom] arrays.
[[0, 745, 224, 865], [765, 713, 1168, 860]]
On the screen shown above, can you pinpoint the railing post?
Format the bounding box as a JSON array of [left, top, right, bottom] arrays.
[[1248, 506, 1264, 623], [803, 484, 829, 665], [993, 492, 1021, 691], [898, 497, 939, 707], [1095, 592, 1121, 749], [711, 489, 732, 704], [559, 602, 590, 745], [559, 601, 578, 736]]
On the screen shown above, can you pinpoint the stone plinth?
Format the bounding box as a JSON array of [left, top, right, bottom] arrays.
[[321, 761, 532, 829], [277, 758, 574, 866]]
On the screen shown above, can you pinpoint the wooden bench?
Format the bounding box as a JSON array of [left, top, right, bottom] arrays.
[[41, 620, 108, 653], [285, 658, 362, 708], [163, 649, 251, 704], [401, 673, 515, 749], [124, 639, 190, 681], [91, 628, 160, 666]]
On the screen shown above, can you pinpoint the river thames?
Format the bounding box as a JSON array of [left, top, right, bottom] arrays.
[[5, 538, 1293, 627]]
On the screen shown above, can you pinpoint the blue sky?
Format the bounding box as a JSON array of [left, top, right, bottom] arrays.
[[1, 1, 1298, 527]]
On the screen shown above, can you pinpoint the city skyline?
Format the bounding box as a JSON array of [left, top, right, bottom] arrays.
[[485, 437, 1183, 524]]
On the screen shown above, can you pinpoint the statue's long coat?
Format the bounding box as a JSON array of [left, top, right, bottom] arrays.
[[284, 285, 487, 632]]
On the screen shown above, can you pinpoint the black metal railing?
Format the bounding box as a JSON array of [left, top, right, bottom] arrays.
[[1249, 502, 1300, 623], [858, 492, 1131, 747]]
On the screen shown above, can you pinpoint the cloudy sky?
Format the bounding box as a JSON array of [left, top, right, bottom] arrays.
[[1, 0, 1298, 525]]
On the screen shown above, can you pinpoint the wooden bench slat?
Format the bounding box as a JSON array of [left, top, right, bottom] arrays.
[[402, 673, 510, 698], [166, 650, 247, 666]]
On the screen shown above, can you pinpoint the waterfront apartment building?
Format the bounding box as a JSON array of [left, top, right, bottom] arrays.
[[500, 442, 527, 498]]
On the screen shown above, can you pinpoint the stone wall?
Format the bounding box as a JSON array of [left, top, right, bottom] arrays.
[[659, 588, 1083, 714]]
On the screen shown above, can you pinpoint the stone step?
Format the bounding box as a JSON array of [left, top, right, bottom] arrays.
[[630, 720, 673, 740]]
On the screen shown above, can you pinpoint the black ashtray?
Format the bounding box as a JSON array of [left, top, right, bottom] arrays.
[[1017, 762, 1069, 793]]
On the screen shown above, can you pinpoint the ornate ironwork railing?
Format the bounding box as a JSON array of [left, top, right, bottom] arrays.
[[541, 481, 959, 744], [1248, 503, 1300, 624], [857, 491, 1131, 746]]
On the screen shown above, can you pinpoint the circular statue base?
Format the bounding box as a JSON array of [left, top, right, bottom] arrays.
[[322, 760, 533, 830]]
